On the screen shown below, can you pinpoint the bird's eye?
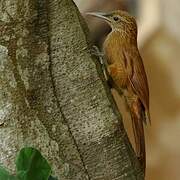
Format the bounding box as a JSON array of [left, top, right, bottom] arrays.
[[113, 16, 119, 21]]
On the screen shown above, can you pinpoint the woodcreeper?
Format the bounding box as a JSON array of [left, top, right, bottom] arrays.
[[87, 10, 150, 172]]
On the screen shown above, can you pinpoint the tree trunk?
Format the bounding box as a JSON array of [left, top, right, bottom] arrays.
[[0, 0, 144, 179]]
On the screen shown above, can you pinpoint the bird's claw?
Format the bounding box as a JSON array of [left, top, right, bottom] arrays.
[[90, 45, 104, 58], [90, 46, 112, 82], [83, 45, 111, 83]]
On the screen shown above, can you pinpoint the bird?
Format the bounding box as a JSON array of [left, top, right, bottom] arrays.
[[87, 10, 150, 173]]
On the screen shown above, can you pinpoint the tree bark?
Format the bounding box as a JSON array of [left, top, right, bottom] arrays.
[[0, 0, 144, 179]]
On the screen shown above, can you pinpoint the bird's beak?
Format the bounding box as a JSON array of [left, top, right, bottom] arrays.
[[86, 12, 111, 22]]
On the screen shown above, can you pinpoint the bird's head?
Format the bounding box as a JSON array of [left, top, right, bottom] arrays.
[[87, 10, 137, 37]]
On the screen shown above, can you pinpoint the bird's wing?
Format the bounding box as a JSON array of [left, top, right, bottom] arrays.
[[123, 48, 150, 123]]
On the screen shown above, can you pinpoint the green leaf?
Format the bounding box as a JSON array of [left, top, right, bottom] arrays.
[[16, 147, 52, 180], [0, 166, 17, 180]]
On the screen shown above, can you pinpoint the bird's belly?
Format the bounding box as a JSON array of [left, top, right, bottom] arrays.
[[108, 63, 128, 88]]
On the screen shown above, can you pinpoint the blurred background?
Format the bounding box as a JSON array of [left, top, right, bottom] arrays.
[[74, 0, 180, 179]]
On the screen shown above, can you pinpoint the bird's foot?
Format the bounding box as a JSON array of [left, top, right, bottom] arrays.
[[82, 46, 111, 83], [91, 46, 111, 80], [90, 45, 104, 59]]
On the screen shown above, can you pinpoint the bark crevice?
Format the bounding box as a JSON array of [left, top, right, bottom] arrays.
[[47, 31, 91, 180], [46, 0, 91, 178]]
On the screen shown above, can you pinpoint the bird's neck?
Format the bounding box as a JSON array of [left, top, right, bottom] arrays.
[[106, 29, 137, 46]]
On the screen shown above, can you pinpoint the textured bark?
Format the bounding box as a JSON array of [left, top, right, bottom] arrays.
[[0, 0, 143, 179]]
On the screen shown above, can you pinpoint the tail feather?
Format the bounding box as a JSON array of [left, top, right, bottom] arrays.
[[131, 98, 146, 173]]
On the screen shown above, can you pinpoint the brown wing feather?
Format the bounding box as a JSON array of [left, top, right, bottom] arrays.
[[123, 48, 150, 123]]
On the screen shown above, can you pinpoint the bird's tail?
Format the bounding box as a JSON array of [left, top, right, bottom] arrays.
[[130, 98, 146, 173]]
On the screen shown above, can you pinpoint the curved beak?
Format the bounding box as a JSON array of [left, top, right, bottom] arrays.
[[86, 12, 111, 22]]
